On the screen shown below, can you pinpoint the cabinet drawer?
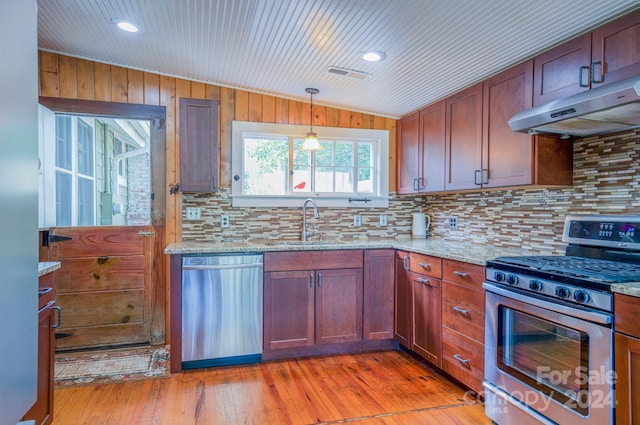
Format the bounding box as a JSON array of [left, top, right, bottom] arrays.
[[409, 253, 442, 278], [442, 329, 484, 394], [615, 293, 640, 338], [442, 283, 484, 343], [442, 260, 484, 290], [264, 250, 363, 272]]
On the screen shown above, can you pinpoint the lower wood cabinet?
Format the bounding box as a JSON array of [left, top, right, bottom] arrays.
[[394, 251, 412, 348], [614, 293, 640, 424], [363, 249, 395, 340], [411, 271, 442, 367], [263, 250, 364, 354]]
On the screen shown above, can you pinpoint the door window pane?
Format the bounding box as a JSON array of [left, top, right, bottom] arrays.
[[77, 177, 94, 225], [77, 120, 94, 177], [55, 171, 71, 226], [55, 116, 72, 170]]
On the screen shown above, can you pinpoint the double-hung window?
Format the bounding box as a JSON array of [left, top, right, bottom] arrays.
[[231, 121, 389, 207]]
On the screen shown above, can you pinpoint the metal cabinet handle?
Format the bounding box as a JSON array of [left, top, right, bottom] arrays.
[[413, 178, 419, 191], [418, 177, 424, 191], [591, 61, 603, 84], [52, 305, 62, 329], [213, 175, 218, 191], [418, 263, 431, 270], [453, 271, 469, 277], [318, 272, 322, 287], [579, 65, 590, 87], [482, 169, 488, 185], [38, 287, 53, 296], [474, 170, 481, 185], [403, 255, 410, 271], [453, 306, 470, 315], [417, 277, 432, 286], [453, 354, 470, 366], [309, 272, 314, 288]]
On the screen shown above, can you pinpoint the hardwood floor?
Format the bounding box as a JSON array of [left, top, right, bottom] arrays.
[[53, 350, 491, 424]]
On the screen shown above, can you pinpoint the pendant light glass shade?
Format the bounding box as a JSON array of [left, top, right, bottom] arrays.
[[303, 88, 322, 151]]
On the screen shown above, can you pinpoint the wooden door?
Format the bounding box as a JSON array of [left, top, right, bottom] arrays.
[[411, 272, 442, 367], [394, 251, 411, 348], [419, 100, 446, 192], [363, 249, 395, 340], [444, 83, 483, 191], [263, 270, 315, 352], [315, 268, 363, 345], [482, 61, 534, 188], [51, 226, 153, 350], [532, 34, 591, 106], [615, 332, 640, 425], [396, 111, 420, 194], [591, 9, 640, 88]]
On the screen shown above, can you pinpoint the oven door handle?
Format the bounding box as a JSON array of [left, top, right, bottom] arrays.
[[483, 282, 612, 325]]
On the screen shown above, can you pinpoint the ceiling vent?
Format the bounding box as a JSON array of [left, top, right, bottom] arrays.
[[327, 66, 371, 80]]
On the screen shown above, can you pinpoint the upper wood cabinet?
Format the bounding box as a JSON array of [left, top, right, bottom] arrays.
[[179, 98, 219, 192], [483, 61, 573, 188], [396, 102, 446, 194], [445, 83, 483, 191], [534, 9, 640, 106], [396, 111, 420, 194]]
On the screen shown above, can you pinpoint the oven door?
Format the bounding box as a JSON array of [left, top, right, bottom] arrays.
[[484, 282, 613, 425]]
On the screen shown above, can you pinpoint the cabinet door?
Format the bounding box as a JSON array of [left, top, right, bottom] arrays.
[[411, 272, 442, 367], [23, 302, 55, 425], [532, 34, 591, 106], [394, 251, 411, 348], [396, 112, 420, 194], [591, 10, 640, 87], [419, 100, 446, 192], [179, 98, 219, 192], [315, 268, 363, 344], [482, 61, 534, 188], [615, 332, 640, 425], [445, 83, 483, 191], [363, 249, 395, 340], [263, 270, 314, 351]]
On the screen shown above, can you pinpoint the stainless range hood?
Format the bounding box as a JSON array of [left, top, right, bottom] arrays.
[[509, 76, 640, 138]]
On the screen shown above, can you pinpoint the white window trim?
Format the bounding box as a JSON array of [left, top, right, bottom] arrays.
[[231, 121, 389, 208]]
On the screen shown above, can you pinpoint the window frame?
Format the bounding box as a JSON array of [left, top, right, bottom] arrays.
[[231, 121, 389, 208]]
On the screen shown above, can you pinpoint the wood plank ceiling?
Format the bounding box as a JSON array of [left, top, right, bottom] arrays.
[[37, 0, 639, 118]]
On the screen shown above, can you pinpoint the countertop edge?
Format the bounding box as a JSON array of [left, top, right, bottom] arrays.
[[38, 261, 61, 277]]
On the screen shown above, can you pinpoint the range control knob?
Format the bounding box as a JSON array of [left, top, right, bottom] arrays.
[[574, 290, 590, 304], [506, 274, 519, 285], [529, 280, 543, 291], [555, 286, 570, 299], [494, 271, 506, 282]]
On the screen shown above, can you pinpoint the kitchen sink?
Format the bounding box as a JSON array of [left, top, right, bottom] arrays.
[[265, 240, 343, 246]]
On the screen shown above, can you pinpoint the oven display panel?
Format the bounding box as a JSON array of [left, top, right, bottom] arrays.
[[568, 220, 638, 243]]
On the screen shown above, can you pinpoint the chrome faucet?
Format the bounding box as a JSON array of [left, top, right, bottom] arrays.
[[302, 198, 320, 241]]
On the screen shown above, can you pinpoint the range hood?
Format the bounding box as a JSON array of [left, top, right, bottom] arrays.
[[509, 75, 640, 138]]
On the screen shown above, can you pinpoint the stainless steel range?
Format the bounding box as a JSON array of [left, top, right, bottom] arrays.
[[484, 215, 640, 425]]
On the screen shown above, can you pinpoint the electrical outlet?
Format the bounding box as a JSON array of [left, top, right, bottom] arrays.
[[220, 215, 230, 228], [379, 214, 388, 226], [186, 207, 201, 220], [354, 214, 362, 227], [448, 216, 458, 230]]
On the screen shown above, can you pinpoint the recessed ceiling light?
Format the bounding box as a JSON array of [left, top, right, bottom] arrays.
[[112, 19, 139, 33], [361, 51, 387, 62]]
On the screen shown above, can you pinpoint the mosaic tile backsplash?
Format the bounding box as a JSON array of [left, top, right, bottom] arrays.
[[183, 129, 639, 253]]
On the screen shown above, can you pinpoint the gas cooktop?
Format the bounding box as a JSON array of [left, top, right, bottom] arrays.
[[489, 255, 640, 285]]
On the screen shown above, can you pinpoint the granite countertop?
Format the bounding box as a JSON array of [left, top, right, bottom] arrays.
[[165, 238, 546, 266], [610, 283, 640, 298], [38, 261, 61, 277]]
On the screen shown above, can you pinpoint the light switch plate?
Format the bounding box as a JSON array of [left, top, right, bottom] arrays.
[[380, 214, 388, 226], [354, 215, 362, 227]]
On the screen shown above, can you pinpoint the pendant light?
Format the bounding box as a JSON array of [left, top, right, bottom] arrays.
[[303, 87, 322, 151]]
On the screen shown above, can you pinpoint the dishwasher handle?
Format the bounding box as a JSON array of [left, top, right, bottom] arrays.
[[182, 262, 263, 271]]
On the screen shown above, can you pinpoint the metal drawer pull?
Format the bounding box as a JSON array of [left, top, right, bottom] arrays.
[[418, 263, 431, 270], [52, 305, 62, 329], [453, 354, 470, 366], [38, 287, 53, 296], [417, 277, 431, 286], [453, 271, 469, 277], [403, 255, 410, 271], [453, 306, 470, 315]]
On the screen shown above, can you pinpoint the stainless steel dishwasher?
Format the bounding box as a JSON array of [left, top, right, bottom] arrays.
[[181, 253, 263, 369]]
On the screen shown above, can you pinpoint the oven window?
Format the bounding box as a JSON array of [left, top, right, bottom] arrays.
[[497, 306, 589, 416]]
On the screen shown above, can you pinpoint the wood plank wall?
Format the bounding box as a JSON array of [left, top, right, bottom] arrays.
[[38, 51, 398, 245]]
